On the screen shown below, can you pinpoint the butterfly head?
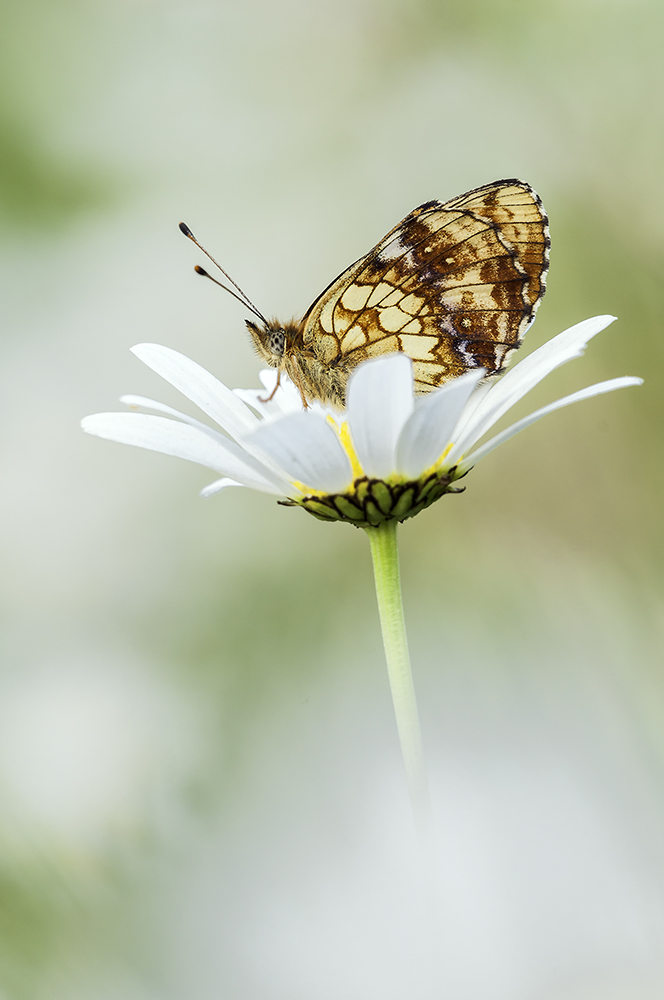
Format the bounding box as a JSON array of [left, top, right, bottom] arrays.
[[246, 319, 300, 368]]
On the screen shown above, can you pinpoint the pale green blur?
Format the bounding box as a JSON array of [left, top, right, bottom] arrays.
[[1, 1, 663, 997]]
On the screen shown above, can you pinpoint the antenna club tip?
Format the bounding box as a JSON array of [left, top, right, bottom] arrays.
[[179, 221, 194, 238], [194, 265, 210, 276]]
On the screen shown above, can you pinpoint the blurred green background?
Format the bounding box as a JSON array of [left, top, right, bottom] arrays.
[[1, 0, 663, 997]]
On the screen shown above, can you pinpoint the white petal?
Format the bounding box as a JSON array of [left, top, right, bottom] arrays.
[[448, 315, 617, 461], [128, 346, 296, 486], [456, 376, 643, 473], [200, 478, 245, 498], [247, 412, 353, 493], [233, 371, 302, 419], [82, 412, 285, 494], [232, 386, 283, 420], [445, 380, 494, 447], [130, 344, 259, 441], [347, 354, 414, 478], [395, 370, 483, 479], [120, 394, 225, 440]]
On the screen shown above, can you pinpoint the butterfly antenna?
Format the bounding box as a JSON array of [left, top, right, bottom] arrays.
[[178, 222, 267, 323], [191, 266, 266, 319]]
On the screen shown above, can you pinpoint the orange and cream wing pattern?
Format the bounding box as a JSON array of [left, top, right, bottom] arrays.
[[300, 179, 550, 392]]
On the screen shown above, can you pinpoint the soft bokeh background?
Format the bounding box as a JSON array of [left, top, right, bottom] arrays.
[[1, 0, 663, 997]]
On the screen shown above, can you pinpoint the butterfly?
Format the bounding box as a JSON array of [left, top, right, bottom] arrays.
[[181, 178, 549, 410]]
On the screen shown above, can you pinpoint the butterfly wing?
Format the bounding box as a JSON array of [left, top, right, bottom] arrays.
[[300, 179, 550, 393]]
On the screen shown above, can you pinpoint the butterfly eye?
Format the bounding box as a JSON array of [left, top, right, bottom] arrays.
[[268, 329, 285, 357]]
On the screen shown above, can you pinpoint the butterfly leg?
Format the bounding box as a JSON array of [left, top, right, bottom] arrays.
[[295, 382, 309, 409], [258, 369, 283, 404], [282, 356, 311, 409]]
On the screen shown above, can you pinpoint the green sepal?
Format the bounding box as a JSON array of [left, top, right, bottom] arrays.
[[289, 469, 460, 527]]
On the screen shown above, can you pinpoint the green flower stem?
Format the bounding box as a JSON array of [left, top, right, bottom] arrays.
[[365, 519, 431, 839]]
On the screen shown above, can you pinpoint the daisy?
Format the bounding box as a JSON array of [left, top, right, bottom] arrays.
[[82, 315, 640, 525], [82, 315, 641, 834]]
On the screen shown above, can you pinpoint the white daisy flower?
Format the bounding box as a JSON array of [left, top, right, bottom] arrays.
[[82, 315, 641, 528], [82, 313, 642, 836]]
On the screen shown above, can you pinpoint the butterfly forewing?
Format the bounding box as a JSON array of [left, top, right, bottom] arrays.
[[300, 179, 549, 396]]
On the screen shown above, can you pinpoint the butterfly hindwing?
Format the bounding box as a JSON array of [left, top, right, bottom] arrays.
[[300, 179, 549, 394]]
